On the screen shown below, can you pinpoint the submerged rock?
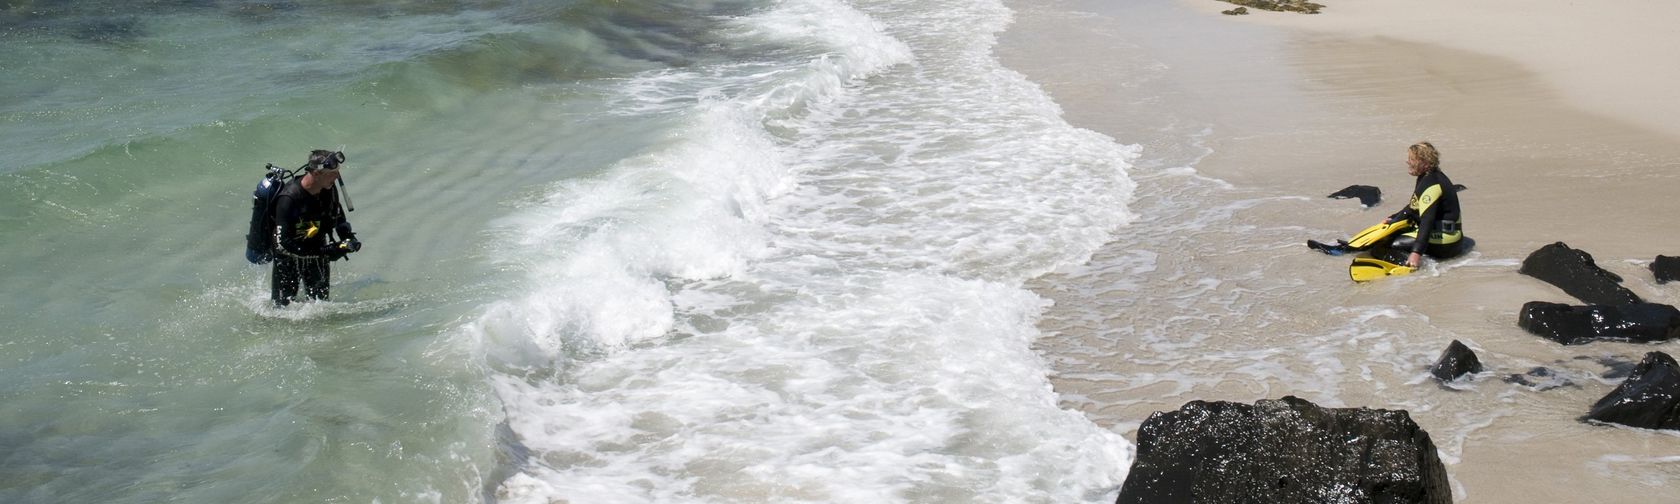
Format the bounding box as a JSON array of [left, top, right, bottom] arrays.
[[1222, 6, 1250, 15], [1117, 396, 1451, 504], [1519, 242, 1643, 306], [1585, 352, 1680, 430], [1654, 255, 1680, 284], [1328, 184, 1381, 207], [1503, 366, 1577, 391], [1431, 340, 1482, 383], [1218, 0, 1324, 14], [1518, 301, 1680, 345], [1589, 355, 1641, 380]]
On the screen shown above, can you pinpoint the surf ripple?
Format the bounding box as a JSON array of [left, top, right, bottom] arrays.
[[467, 0, 1138, 501]]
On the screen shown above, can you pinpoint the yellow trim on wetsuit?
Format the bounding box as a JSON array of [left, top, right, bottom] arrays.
[[1413, 184, 1442, 214], [1404, 183, 1461, 245]]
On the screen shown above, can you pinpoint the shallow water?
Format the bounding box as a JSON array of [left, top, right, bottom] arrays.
[[3, 0, 1139, 502], [13, 0, 1673, 501], [1001, 0, 1680, 502]]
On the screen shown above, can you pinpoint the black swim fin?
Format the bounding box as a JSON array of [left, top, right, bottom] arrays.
[[1308, 239, 1352, 256]]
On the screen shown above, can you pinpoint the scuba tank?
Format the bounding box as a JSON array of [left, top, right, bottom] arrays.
[[244, 163, 296, 264]]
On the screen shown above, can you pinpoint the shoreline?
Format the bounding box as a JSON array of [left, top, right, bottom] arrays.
[[1209, 31, 1680, 259], [997, 0, 1680, 501]]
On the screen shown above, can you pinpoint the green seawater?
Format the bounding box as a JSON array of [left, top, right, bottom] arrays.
[[0, 1, 738, 501]]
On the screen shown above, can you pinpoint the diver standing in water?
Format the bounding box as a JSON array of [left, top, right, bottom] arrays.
[[1374, 141, 1468, 267], [270, 150, 362, 306]]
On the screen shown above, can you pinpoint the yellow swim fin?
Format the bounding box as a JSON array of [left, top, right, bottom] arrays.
[[1349, 256, 1414, 283], [1345, 220, 1412, 250]]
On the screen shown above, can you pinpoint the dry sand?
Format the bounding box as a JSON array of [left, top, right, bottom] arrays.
[[1187, 0, 1680, 143], [998, 0, 1680, 501]]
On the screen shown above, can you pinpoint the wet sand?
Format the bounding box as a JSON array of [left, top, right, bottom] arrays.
[[998, 0, 1680, 501]]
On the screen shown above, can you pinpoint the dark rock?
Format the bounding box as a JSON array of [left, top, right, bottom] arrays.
[[1430, 340, 1482, 382], [1519, 242, 1643, 305], [1218, 0, 1325, 14], [1584, 352, 1680, 430], [1518, 301, 1680, 345], [1654, 255, 1680, 284], [1116, 396, 1450, 504], [1503, 366, 1577, 391], [1328, 184, 1381, 207], [1221, 6, 1250, 15]]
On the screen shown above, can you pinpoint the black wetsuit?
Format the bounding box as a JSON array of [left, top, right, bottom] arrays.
[[1379, 168, 1467, 263], [270, 179, 351, 306]]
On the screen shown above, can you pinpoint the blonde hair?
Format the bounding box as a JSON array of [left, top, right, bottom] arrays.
[[1408, 141, 1440, 176]]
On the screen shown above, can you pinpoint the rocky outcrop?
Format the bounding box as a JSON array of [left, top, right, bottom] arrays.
[[1519, 242, 1643, 306], [1654, 255, 1680, 284], [1584, 352, 1680, 430], [1117, 396, 1451, 504], [1221, 6, 1250, 15], [1431, 340, 1482, 383], [1218, 0, 1324, 14], [1518, 301, 1680, 345], [1328, 184, 1381, 207]]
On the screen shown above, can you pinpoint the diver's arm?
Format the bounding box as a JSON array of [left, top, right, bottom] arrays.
[[326, 188, 355, 241], [1410, 183, 1445, 255], [324, 189, 362, 261], [320, 189, 361, 260]]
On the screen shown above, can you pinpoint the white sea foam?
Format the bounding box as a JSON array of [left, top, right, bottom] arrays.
[[495, 274, 1129, 503], [470, 103, 791, 368], [461, 0, 1138, 501]]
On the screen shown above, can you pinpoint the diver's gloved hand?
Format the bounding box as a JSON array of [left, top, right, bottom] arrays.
[[335, 222, 356, 241], [1384, 210, 1410, 225], [323, 239, 362, 260]]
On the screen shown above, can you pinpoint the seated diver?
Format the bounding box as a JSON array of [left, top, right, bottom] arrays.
[[1370, 141, 1469, 267]]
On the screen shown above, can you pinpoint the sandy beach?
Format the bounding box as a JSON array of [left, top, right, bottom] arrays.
[[1183, 0, 1680, 259], [1195, 0, 1680, 143], [999, 0, 1680, 501]]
